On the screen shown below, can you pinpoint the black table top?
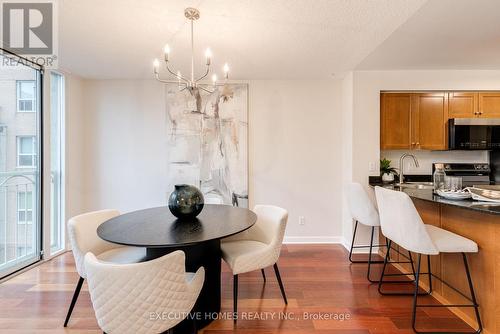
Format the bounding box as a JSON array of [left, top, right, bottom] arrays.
[[97, 205, 257, 248]]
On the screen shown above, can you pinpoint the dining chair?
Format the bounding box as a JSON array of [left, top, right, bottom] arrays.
[[221, 204, 288, 322], [84, 250, 205, 334], [64, 209, 146, 327], [375, 186, 482, 333]]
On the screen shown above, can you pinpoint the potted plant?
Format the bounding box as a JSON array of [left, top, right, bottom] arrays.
[[380, 158, 398, 183]]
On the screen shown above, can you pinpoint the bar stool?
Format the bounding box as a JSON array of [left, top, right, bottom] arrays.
[[375, 186, 482, 334], [345, 183, 388, 282]]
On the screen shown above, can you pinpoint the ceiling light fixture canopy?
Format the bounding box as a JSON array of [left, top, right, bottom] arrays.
[[153, 7, 229, 94]]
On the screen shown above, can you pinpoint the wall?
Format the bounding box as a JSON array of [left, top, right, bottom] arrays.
[[80, 79, 344, 242], [345, 70, 500, 243]]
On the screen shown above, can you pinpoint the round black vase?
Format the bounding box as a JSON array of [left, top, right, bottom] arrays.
[[168, 184, 205, 219]]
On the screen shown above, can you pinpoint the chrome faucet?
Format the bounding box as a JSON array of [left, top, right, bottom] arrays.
[[399, 153, 420, 185]]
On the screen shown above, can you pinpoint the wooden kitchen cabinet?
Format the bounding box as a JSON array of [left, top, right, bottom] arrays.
[[380, 93, 412, 150], [478, 92, 500, 117], [380, 92, 448, 150], [412, 93, 448, 150], [448, 92, 478, 118]]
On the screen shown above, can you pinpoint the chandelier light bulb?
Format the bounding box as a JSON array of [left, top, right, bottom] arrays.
[[164, 44, 170, 61], [205, 48, 212, 65], [153, 59, 160, 73], [223, 63, 229, 79], [212, 74, 217, 83]]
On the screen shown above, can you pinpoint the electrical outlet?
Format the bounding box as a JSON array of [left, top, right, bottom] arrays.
[[369, 162, 376, 172], [299, 216, 305, 225]]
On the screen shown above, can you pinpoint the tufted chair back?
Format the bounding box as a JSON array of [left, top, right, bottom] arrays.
[[84, 250, 205, 334], [68, 209, 121, 278]]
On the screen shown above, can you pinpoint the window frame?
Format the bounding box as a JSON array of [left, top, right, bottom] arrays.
[[17, 191, 33, 225], [16, 136, 36, 168], [16, 80, 36, 113]]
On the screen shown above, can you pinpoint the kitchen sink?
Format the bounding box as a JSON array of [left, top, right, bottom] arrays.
[[394, 182, 434, 190]]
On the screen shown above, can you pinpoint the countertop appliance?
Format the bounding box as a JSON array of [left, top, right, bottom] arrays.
[[448, 118, 500, 150], [432, 163, 491, 186]]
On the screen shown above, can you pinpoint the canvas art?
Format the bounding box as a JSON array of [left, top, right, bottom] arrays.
[[165, 84, 248, 207]]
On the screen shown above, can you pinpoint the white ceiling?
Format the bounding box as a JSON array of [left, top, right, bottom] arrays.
[[357, 0, 500, 70], [58, 0, 427, 79]]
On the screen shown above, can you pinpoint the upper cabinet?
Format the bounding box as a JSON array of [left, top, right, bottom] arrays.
[[411, 93, 448, 150], [380, 93, 412, 150], [478, 93, 500, 118], [380, 92, 448, 151], [448, 92, 477, 118]]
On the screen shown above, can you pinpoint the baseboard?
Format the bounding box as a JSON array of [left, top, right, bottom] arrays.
[[283, 236, 343, 244]]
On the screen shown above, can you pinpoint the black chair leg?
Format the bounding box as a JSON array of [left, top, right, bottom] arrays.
[[261, 269, 266, 282], [367, 226, 379, 283], [348, 221, 359, 262], [273, 263, 288, 305], [427, 255, 433, 294], [462, 253, 483, 333], [64, 276, 84, 327], [411, 254, 422, 331], [233, 274, 238, 323]]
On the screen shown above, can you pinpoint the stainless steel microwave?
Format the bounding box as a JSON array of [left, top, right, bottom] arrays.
[[448, 118, 500, 150]]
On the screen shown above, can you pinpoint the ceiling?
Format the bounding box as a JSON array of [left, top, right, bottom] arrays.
[[357, 0, 500, 70], [58, 0, 427, 79]]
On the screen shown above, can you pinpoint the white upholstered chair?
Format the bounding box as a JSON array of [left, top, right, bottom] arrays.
[[375, 187, 482, 333], [345, 182, 387, 282], [221, 205, 288, 321], [64, 210, 147, 327], [84, 250, 205, 334]]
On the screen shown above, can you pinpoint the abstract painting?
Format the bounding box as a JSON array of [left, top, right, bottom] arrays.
[[165, 84, 248, 207]]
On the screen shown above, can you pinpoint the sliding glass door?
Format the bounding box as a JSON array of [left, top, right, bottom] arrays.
[[0, 51, 43, 278]]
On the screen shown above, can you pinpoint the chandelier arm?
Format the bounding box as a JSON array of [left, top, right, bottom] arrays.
[[165, 62, 191, 83], [195, 64, 210, 83], [154, 74, 188, 85], [198, 86, 216, 94]]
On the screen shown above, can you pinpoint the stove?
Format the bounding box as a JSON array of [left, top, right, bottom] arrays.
[[432, 163, 491, 186]]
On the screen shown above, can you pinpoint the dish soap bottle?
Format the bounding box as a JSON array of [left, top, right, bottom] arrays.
[[433, 163, 445, 192]]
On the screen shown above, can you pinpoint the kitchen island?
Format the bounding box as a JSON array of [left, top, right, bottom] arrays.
[[375, 185, 500, 334]]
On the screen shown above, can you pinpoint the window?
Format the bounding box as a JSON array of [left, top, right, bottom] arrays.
[[17, 136, 36, 168], [16, 81, 36, 112], [17, 191, 33, 225]]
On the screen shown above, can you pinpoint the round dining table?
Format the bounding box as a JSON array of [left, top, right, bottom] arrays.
[[97, 204, 257, 331]]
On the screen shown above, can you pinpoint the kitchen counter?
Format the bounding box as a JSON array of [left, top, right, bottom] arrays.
[[375, 184, 500, 216]]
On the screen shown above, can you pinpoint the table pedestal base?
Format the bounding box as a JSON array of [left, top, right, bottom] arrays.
[[146, 239, 221, 332]]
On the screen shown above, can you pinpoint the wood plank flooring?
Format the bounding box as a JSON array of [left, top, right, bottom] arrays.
[[0, 245, 473, 333]]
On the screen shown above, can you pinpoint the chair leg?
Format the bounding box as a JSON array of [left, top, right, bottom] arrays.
[[64, 276, 84, 327], [411, 254, 422, 331], [348, 221, 359, 262], [233, 274, 238, 323], [427, 255, 433, 294], [261, 269, 266, 282], [273, 263, 288, 305], [367, 226, 378, 283], [462, 253, 483, 333]]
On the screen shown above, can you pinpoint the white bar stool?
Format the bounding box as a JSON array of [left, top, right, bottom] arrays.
[[345, 182, 389, 282], [375, 186, 482, 334]]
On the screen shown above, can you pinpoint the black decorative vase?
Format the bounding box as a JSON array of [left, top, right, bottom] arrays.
[[168, 184, 204, 219]]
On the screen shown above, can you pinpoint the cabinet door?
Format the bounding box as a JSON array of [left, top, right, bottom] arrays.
[[412, 93, 448, 150], [448, 92, 477, 118], [479, 92, 500, 118], [380, 93, 412, 150]]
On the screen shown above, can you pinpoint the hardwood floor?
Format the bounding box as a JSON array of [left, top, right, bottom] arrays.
[[0, 245, 473, 333]]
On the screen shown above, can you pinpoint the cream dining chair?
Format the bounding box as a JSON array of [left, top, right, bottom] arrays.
[[84, 250, 205, 334], [64, 209, 146, 327], [221, 204, 288, 322]]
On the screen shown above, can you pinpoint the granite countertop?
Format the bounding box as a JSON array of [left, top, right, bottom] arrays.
[[373, 184, 500, 216]]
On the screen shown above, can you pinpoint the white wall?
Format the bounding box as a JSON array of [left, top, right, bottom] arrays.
[[344, 70, 500, 243], [79, 79, 344, 242]]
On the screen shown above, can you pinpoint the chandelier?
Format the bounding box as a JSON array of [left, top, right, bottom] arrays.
[[153, 7, 229, 95]]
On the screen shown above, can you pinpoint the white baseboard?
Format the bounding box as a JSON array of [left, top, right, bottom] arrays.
[[283, 236, 343, 244]]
